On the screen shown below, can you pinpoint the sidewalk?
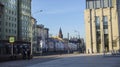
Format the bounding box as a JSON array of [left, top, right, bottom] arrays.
[[0, 55, 11, 62], [0, 54, 23, 62], [33, 53, 105, 59]]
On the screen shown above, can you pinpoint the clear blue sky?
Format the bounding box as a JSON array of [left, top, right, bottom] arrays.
[[32, 0, 85, 38]]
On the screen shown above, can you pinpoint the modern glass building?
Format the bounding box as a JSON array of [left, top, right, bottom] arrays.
[[0, 0, 32, 42], [0, 0, 32, 55], [0, 0, 18, 40], [18, 0, 32, 42], [85, 0, 120, 53]]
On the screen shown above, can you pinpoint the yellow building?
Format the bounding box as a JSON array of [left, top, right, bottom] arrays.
[[85, 0, 120, 53]]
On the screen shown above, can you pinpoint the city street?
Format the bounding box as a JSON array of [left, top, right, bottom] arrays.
[[0, 54, 120, 67], [0, 55, 60, 67]]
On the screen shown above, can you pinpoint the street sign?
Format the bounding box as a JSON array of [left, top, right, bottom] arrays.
[[9, 36, 15, 43]]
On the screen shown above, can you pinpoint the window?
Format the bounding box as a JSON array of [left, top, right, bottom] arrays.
[[96, 31, 101, 44], [6, 22, 8, 26], [12, 11, 14, 15], [89, 1, 94, 9], [108, 0, 112, 7], [9, 10, 11, 14], [15, 24, 16, 28], [96, 0, 101, 8], [12, 29, 14, 34], [12, 23, 14, 27], [9, 17, 11, 21], [86, 0, 112, 9], [9, 23, 11, 27], [0, 28, 1, 32], [86, 1, 89, 9], [15, 18, 17, 22], [103, 16, 108, 29], [103, 16, 108, 25], [104, 29, 108, 34], [14, 30, 16, 34], [0, 15, 1, 18], [6, 29, 8, 33], [103, 0, 109, 8], [9, 29, 11, 33], [0, 21, 1, 25], [95, 16, 100, 29]]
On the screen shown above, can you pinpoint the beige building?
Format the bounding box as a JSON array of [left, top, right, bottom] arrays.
[[31, 17, 37, 53], [85, 0, 120, 53], [33, 24, 49, 53]]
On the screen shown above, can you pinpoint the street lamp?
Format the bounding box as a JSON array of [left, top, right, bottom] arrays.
[[32, 10, 43, 15]]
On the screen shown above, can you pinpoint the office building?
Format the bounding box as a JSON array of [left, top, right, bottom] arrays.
[[0, 0, 32, 55], [18, 0, 32, 42], [0, 0, 18, 40], [85, 0, 120, 53]]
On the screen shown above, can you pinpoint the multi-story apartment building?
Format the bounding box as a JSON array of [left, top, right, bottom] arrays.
[[0, 0, 32, 42], [0, 3, 4, 40], [85, 0, 120, 53], [0, 3, 4, 54], [0, 0, 18, 40], [0, 0, 32, 55], [35, 24, 49, 53]]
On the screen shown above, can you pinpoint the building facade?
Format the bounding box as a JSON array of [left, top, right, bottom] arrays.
[[0, 0, 32, 42], [0, 0, 32, 55], [0, 0, 18, 40], [31, 17, 37, 53], [33, 24, 49, 53], [0, 3, 4, 40], [18, 0, 32, 42], [0, 3, 4, 54], [85, 0, 120, 53]]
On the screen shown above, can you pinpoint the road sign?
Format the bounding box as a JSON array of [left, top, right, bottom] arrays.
[[9, 36, 15, 43]]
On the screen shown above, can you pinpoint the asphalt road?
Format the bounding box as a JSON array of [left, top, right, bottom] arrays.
[[0, 55, 61, 67], [29, 54, 120, 67], [0, 54, 120, 67]]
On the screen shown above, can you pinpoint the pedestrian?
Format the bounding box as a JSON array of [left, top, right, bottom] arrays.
[[27, 49, 31, 59], [22, 48, 27, 59], [22, 48, 25, 59]]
